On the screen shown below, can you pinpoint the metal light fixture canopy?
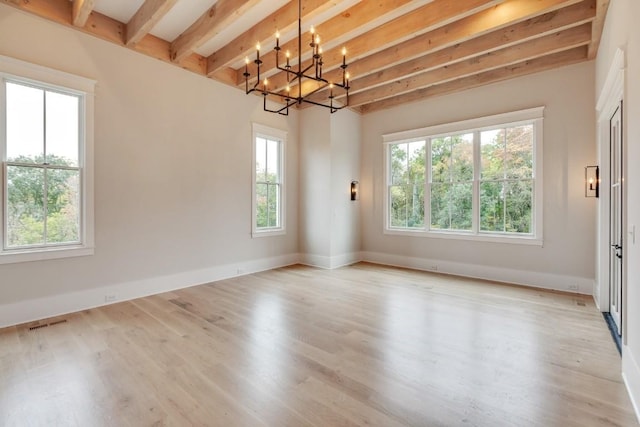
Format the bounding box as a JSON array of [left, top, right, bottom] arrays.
[[244, 0, 350, 115]]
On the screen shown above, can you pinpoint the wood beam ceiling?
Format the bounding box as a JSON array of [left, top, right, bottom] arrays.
[[72, 0, 94, 27], [126, 0, 178, 48], [0, 0, 607, 114], [301, 0, 596, 106], [170, 0, 262, 64]]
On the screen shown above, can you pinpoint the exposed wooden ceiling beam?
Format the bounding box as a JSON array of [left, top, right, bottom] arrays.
[[348, 24, 591, 107], [301, 0, 596, 104], [170, 0, 262, 64], [206, 0, 349, 76], [360, 46, 588, 114], [72, 0, 94, 27], [0, 0, 207, 75], [243, 0, 504, 90], [230, 0, 416, 81], [126, 0, 178, 48], [587, 0, 610, 58]]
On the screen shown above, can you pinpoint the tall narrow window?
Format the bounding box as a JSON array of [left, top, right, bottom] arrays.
[[5, 82, 81, 248], [430, 133, 473, 231], [480, 125, 534, 234], [1, 55, 95, 264], [252, 123, 286, 236], [388, 140, 425, 229]]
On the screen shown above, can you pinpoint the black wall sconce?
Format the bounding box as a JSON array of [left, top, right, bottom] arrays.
[[585, 165, 599, 198], [350, 180, 359, 201]]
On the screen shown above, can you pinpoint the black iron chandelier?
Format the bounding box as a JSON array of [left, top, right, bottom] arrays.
[[244, 0, 350, 115]]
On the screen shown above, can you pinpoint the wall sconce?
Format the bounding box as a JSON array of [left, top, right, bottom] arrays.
[[350, 180, 359, 201], [585, 165, 599, 198]]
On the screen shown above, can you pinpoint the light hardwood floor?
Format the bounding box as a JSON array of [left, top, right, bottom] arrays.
[[0, 263, 637, 426]]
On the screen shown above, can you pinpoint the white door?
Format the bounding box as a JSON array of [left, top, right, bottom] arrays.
[[610, 102, 623, 334]]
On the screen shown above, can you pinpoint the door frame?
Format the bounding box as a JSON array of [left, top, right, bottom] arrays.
[[596, 48, 626, 342]]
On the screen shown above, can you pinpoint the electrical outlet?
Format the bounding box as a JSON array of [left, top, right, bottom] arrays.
[[104, 294, 117, 303], [429, 265, 438, 271], [237, 268, 245, 275], [568, 284, 578, 291]]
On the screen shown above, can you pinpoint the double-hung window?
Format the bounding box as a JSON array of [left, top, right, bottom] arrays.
[[252, 123, 286, 236], [1, 55, 95, 263], [384, 107, 543, 244]]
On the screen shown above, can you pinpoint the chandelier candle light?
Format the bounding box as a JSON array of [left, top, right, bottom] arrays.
[[244, 0, 350, 115]]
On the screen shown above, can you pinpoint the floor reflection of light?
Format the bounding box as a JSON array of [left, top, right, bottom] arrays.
[[380, 284, 546, 422], [0, 358, 99, 425], [246, 293, 287, 402]]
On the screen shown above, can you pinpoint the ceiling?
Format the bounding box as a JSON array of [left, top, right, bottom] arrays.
[[3, 0, 608, 114]]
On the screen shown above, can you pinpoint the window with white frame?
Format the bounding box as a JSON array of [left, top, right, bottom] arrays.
[[252, 123, 285, 236], [384, 107, 543, 244], [1, 55, 95, 263]]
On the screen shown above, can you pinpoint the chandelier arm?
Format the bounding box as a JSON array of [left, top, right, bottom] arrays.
[[263, 95, 290, 115], [301, 97, 346, 111]]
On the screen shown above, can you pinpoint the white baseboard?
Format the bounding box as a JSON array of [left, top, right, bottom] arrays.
[[0, 253, 299, 329], [623, 345, 640, 423], [299, 252, 362, 269], [361, 251, 594, 295]]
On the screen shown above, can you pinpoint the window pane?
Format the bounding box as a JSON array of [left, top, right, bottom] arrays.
[[480, 181, 505, 232], [7, 165, 45, 247], [480, 129, 505, 181], [451, 133, 473, 182], [505, 125, 533, 179], [430, 182, 471, 231], [256, 183, 268, 228], [505, 180, 532, 233], [430, 182, 450, 230], [255, 137, 267, 182], [266, 139, 279, 181], [431, 137, 451, 183], [390, 185, 423, 228], [390, 185, 407, 227], [450, 183, 472, 230], [46, 91, 79, 167], [267, 184, 280, 227], [6, 82, 44, 163], [46, 168, 80, 243], [390, 144, 408, 185], [408, 141, 425, 184]]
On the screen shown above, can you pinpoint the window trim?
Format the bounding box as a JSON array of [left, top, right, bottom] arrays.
[[383, 107, 544, 246], [251, 123, 286, 238], [0, 55, 95, 264]]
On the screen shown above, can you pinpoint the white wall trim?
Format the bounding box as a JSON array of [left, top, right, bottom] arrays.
[[623, 344, 640, 424], [299, 252, 362, 270], [0, 253, 299, 329], [596, 48, 625, 112], [382, 106, 544, 142], [595, 47, 625, 313], [361, 251, 594, 294]]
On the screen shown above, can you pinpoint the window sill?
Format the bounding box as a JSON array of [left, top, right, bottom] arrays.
[[0, 245, 94, 265], [252, 228, 286, 238], [384, 228, 543, 246]]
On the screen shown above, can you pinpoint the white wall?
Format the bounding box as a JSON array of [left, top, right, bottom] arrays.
[[299, 107, 361, 268], [596, 0, 640, 416], [329, 108, 361, 265], [360, 61, 597, 293], [0, 5, 299, 325], [299, 108, 332, 261]]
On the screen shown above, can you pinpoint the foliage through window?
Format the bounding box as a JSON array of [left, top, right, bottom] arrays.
[[1, 55, 95, 263], [253, 124, 285, 235], [4, 81, 81, 248], [385, 108, 543, 243]]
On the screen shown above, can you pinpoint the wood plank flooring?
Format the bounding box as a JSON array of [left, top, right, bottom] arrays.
[[0, 263, 637, 426]]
